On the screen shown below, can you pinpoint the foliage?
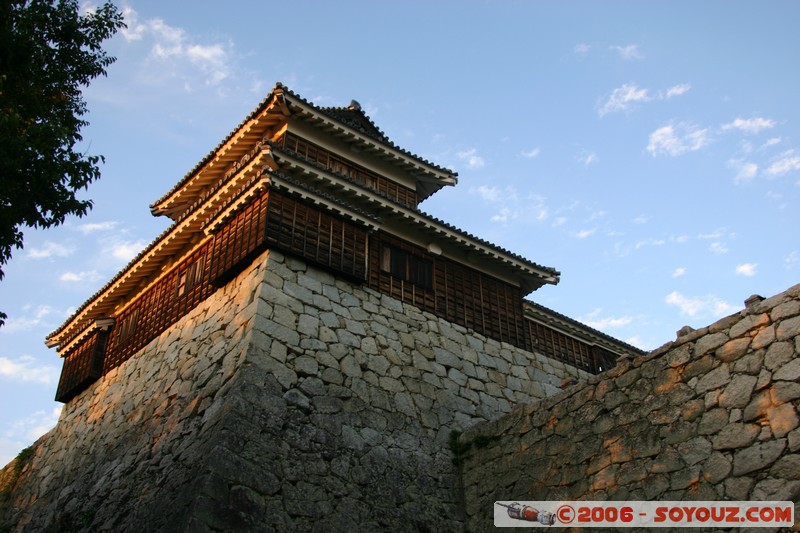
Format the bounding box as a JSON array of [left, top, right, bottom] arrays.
[[0, 0, 125, 325], [448, 430, 500, 466]]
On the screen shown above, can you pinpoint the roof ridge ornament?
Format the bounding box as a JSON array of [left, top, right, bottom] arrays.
[[348, 99, 362, 111]]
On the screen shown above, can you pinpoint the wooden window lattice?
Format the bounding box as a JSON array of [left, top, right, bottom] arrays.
[[54, 329, 108, 403], [265, 192, 368, 281], [527, 320, 608, 374], [281, 133, 418, 207]]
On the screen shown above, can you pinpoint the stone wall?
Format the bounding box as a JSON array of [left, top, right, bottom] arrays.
[[459, 284, 800, 532], [1, 249, 586, 531]]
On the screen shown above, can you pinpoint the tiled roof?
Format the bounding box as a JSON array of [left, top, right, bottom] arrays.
[[524, 300, 646, 356], [151, 83, 457, 213]]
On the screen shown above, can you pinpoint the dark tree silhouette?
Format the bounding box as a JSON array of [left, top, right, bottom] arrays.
[[0, 0, 124, 325]]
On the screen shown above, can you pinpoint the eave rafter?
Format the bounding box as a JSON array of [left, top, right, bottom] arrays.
[[275, 153, 557, 292], [151, 93, 289, 220], [284, 96, 456, 195], [48, 151, 270, 352]]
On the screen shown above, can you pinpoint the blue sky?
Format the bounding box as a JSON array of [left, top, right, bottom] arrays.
[[1, 1, 798, 466]]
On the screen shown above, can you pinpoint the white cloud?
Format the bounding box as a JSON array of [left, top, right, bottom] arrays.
[[710, 242, 729, 255], [786, 251, 799, 269], [722, 117, 776, 135], [728, 159, 759, 184], [672, 267, 687, 278], [578, 151, 598, 166], [632, 215, 649, 224], [59, 270, 102, 283], [75, 221, 118, 234], [26, 241, 75, 260], [475, 185, 517, 203], [0, 355, 59, 385], [574, 43, 591, 55], [600, 82, 690, 116], [4, 406, 62, 444], [521, 147, 541, 158], [635, 238, 666, 249], [762, 137, 782, 149], [580, 309, 633, 330], [575, 228, 596, 239], [0, 305, 58, 333], [108, 239, 148, 263], [0, 405, 63, 465], [765, 150, 800, 176], [665, 291, 738, 318], [121, 7, 236, 89], [665, 83, 691, 98], [599, 83, 650, 116], [610, 44, 643, 60], [647, 123, 710, 157], [457, 148, 485, 169], [735, 263, 758, 277]]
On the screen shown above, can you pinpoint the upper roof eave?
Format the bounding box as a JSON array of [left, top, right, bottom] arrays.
[[150, 83, 459, 219], [523, 300, 646, 357]]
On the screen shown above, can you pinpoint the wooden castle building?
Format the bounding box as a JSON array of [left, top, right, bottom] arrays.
[[5, 83, 647, 531], [49, 83, 639, 403]]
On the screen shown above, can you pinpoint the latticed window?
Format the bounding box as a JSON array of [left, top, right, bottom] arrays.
[[381, 245, 433, 289], [280, 133, 418, 206], [265, 192, 369, 281], [55, 329, 109, 402]]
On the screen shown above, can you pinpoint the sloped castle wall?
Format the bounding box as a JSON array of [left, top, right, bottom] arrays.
[[459, 284, 800, 532], [1, 249, 586, 532]]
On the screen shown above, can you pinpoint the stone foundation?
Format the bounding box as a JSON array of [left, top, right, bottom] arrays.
[[460, 284, 800, 532], [1, 249, 584, 531]]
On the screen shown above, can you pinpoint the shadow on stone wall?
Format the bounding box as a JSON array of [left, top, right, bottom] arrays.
[[460, 284, 800, 532]]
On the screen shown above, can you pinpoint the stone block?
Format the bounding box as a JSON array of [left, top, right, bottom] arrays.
[[694, 332, 729, 356], [694, 364, 731, 394], [765, 341, 795, 370], [768, 402, 799, 438], [773, 358, 800, 381], [776, 315, 800, 341], [712, 423, 760, 450], [718, 374, 757, 409]]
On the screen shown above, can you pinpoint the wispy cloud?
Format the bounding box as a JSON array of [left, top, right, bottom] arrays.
[[59, 270, 103, 283], [0, 305, 59, 333], [765, 150, 800, 176], [722, 117, 776, 135], [574, 43, 591, 56], [709, 242, 730, 255], [647, 122, 710, 157], [3, 406, 62, 444], [75, 221, 118, 234], [632, 215, 649, 224], [575, 228, 596, 239], [610, 44, 643, 60], [735, 263, 758, 277], [672, 267, 687, 278], [26, 241, 76, 260], [727, 159, 759, 184], [665, 291, 738, 318], [598, 83, 650, 116], [665, 83, 691, 98], [120, 6, 251, 91], [580, 309, 633, 330], [457, 148, 485, 169], [599, 82, 690, 117], [786, 251, 799, 269], [521, 147, 541, 158], [106, 239, 148, 263], [0, 355, 59, 385], [578, 151, 598, 166]]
